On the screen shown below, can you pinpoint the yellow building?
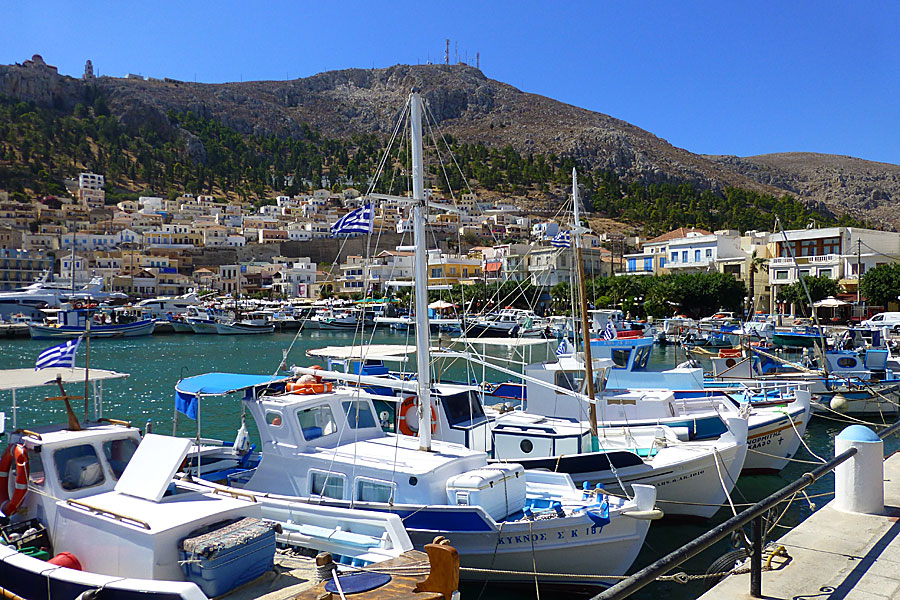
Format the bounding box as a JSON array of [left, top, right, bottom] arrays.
[[427, 253, 482, 286]]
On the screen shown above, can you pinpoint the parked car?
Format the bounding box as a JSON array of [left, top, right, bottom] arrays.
[[861, 312, 900, 332]]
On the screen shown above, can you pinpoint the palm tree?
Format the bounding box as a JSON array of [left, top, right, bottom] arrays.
[[747, 249, 768, 316]]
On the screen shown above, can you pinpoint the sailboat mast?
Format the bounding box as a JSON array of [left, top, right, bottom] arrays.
[[572, 169, 599, 442], [410, 92, 433, 452]]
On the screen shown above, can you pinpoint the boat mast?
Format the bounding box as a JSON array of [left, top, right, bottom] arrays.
[[410, 91, 433, 452], [572, 169, 600, 449]]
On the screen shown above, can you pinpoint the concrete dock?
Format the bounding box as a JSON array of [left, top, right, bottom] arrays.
[[700, 450, 900, 600]]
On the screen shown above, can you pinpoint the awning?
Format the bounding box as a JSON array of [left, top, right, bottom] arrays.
[[174, 373, 290, 420], [306, 345, 416, 361], [428, 300, 457, 309], [0, 368, 129, 392], [813, 296, 850, 308], [484, 262, 502, 272]]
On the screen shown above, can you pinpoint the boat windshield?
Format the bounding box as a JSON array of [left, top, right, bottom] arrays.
[[442, 390, 487, 426]]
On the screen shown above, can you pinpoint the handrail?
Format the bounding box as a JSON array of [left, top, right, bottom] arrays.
[[66, 499, 151, 530], [595, 422, 900, 600]]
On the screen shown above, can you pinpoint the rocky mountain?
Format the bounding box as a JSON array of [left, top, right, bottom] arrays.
[[2, 54, 898, 228], [709, 153, 900, 229]]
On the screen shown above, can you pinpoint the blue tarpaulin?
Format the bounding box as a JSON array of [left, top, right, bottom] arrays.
[[175, 373, 289, 420]]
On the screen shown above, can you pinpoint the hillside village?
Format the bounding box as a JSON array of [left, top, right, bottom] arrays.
[[2, 169, 899, 316]]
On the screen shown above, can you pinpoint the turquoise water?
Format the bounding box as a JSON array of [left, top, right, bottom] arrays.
[[1, 333, 896, 599]]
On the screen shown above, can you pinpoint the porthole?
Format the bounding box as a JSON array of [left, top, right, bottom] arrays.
[[520, 439, 534, 454]]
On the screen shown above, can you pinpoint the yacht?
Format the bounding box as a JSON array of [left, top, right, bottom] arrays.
[[135, 292, 201, 319]]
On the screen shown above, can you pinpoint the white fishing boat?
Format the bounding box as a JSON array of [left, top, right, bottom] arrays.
[[0, 369, 441, 600], [176, 93, 660, 587], [215, 317, 275, 335], [185, 306, 222, 334]]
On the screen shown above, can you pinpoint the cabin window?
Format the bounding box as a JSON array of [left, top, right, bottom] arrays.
[[633, 345, 651, 370], [612, 349, 632, 368], [266, 411, 284, 427], [442, 391, 487, 427], [102, 438, 139, 479], [310, 470, 345, 499], [342, 400, 377, 429], [27, 448, 45, 486], [555, 371, 585, 392], [355, 477, 395, 503], [297, 405, 337, 440], [837, 357, 858, 368], [54, 444, 106, 491]]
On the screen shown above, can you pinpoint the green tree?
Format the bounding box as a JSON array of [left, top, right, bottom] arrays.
[[860, 264, 900, 307]]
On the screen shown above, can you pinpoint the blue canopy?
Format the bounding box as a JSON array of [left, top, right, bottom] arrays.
[[175, 373, 289, 420]]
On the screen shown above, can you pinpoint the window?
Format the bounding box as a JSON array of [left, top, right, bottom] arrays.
[[297, 405, 337, 440], [266, 411, 283, 427], [611, 349, 632, 368], [818, 269, 832, 278], [54, 444, 106, 491], [837, 357, 858, 369], [342, 401, 377, 429], [310, 470, 345, 499], [659, 257, 666, 268], [775, 270, 789, 280], [442, 391, 487, 426], [681, 251, 688, 262], [627, 258, 636, 272], [705, 249, 713, 258], [671, 252, 677, 263], [555, 370, 585, 392], [27, 447, 45, 486], [356, 477, 395, 503], [644, 258, 653, 272], [102, 438, 139, 479], [694, 250, 701, 262]]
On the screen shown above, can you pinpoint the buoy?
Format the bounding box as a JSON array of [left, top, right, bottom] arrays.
[[830, 393, 849, 412], [49, 552, 83, 570]]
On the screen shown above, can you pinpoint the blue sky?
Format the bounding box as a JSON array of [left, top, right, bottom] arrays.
[[4, 1, 899, 165]]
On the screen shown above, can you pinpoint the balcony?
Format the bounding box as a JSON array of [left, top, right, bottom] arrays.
[[770, 254, 839, 267]]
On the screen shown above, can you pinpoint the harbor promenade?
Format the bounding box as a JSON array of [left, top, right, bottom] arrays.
[[700, 449, 900, 600]]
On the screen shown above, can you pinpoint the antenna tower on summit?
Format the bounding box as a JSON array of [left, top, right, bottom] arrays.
[[445, 39, 450, 65], [477, 52, 480, 69]]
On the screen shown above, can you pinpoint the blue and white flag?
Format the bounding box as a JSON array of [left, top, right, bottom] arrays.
[[556, 338, 571, 357], [551, 231, 571, 248], [34, 337, 81, 371], [601, 320, 617, 340], [330, 204, 373, 237]]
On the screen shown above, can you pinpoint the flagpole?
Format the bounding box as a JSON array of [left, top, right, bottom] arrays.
[[84, 318, 91, 422]]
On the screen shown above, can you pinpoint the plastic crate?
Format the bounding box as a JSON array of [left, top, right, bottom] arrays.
[[1, 519, 51, 555]]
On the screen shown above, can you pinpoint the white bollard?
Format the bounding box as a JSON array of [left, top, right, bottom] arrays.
[[834, 425, 884, 514]]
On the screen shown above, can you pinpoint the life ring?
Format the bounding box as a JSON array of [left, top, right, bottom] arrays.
[[0, 444, 28, 517], [398, 396, 437, 436], [286, 381, 333, 395]]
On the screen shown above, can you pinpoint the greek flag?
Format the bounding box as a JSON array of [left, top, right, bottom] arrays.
[[556, 338, 570, 357], [601, 320, 617, 340], [330, 204, 373, 237], [551, 231, 571, 248], [34, 337, 81, 371]]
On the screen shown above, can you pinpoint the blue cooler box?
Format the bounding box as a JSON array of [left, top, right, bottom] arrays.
[[180, 517, 278, 597]]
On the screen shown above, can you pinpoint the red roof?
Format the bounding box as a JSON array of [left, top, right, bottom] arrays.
[[644, 227, 712, 245]]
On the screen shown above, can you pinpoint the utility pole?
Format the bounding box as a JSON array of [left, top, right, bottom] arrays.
[[857, 238, 862, 306]]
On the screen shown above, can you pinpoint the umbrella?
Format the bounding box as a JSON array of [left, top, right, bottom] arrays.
[[813, 296, 849, 308], [428, 300, 457, 309]]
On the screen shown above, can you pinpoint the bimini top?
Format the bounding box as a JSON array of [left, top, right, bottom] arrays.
[[175, 373, 290, 397], [175, 372, 290, 419], [0, 367, 129, 392]]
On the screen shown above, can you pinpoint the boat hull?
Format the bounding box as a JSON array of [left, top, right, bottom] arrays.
[[215, 322, 275, 335], [188, 320, 219, 334], [28, 320, 155, 339]]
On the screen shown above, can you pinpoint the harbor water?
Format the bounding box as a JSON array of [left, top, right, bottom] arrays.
[[1, 332, 897, 599]]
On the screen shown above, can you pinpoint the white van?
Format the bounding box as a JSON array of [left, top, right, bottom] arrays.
[[861, 312, 900, 332]]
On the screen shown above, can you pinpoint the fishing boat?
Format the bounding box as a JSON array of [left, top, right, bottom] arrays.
[[0, 367, 452, 600], [463, 308, 547, 338], [28, 304, 155, 339], [185, 305, 222, 334], [215, 317, 275, 335], [177, 93, 660, 587]]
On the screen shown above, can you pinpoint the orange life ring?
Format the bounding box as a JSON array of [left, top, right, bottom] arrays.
[[0, 444, 28, 517], [398, 396, 437, 436], [286, 381, 333, 395]]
